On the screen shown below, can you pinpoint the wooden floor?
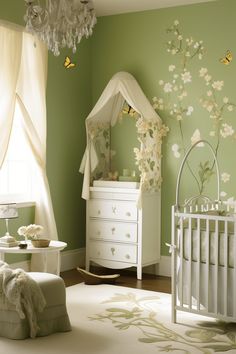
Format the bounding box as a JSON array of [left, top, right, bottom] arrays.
[[61, 267, 171, 294]]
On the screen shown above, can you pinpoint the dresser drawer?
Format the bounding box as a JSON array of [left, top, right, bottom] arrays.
[[89, 241, 137, 264], [88, 220, 137, 243], [88, 199, 138, 221]]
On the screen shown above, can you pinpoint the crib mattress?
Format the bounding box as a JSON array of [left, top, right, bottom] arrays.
[[179, 228, 235, 268]]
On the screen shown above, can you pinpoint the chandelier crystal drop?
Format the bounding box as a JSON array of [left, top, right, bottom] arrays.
[[24, 0, 97, 56]]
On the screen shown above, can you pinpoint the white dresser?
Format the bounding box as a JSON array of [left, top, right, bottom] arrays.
[[86, 186, 161, 279]]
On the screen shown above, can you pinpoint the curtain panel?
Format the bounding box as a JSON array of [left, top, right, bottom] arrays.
[[0, 21, 58, 273]]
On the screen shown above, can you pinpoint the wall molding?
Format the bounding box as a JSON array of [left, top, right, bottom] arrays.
[[9, 248, 85, 273], [11, 260, 30, 271], [10, 249, 171, 277], [60, 247, 86, 272], [154, 255, 171, 277]]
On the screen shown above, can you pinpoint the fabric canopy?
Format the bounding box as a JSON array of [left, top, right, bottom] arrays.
[[79, 71, 163, 201]]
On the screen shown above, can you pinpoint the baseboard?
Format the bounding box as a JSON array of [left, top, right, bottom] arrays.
[[159, 255, 171, 277], [60, 247, 86, 272], [145, 255, 171, 277], [9, 249, 171, 277], [11, 260, 30, 271], [9, 248, 86, 273]]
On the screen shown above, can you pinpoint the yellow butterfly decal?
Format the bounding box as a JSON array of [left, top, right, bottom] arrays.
[[220, 50, 233, 65], [64, 56, 76, 69], [122, 103, 137, 117]]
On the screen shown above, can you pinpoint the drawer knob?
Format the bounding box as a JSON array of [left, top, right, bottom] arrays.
[[97, 210, 101, 215], [126, 211, 131, 217], [125, 254, 130, 259], [111, 227, 116, 234], [112, 206, 116, 214], [111, 247, 115, 255], [97, 230, 101, 236], [126, 233, 131, 238]]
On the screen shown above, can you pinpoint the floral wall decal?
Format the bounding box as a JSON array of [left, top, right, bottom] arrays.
[[152, 20, 236, 203], [88, 105, 169, 194], [133, 116, 169, 192], [87, 121, 110, 181]]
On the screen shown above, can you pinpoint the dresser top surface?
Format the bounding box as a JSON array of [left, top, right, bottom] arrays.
[[90, 186, 140, 194]]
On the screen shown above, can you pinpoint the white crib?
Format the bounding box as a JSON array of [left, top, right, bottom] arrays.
[[171, 140, 236, 323]]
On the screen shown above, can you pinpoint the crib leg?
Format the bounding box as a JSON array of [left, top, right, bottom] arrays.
[[172, 293, 177, 323], [171, 246, 177, 323]]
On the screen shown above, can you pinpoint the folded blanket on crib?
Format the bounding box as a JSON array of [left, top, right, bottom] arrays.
[[0, 261, 46, 338]]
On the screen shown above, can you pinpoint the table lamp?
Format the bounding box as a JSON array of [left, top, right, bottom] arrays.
[[0, 203, 18, 247]]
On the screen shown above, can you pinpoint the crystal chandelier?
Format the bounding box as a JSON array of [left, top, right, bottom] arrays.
[[24, 0, 97, 56]]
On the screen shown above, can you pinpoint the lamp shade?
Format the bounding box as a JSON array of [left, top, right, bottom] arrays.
[[0, 204, 19, 247], [0, 204, 18, 219]]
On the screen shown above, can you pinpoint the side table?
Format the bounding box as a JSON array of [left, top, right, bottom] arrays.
[[0, 240, 67, 275]]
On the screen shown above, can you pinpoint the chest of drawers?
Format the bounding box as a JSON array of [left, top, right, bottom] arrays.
[[86, 187, 160, 279]]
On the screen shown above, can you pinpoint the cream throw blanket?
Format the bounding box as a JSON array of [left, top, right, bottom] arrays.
[[0, 261, 46, 338]]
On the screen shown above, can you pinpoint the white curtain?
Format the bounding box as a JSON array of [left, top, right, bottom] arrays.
[[0, 21, 58, 273], [0, 22, 22, 168]]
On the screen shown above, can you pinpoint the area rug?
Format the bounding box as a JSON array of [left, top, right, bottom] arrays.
[[1, 283, 236, 354]]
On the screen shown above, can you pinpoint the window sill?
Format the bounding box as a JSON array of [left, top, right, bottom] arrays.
[[0, 201, 36, 208], [16, 201, 36, 208]]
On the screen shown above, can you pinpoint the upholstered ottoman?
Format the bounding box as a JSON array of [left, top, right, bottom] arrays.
[[0, 272, 71, 340]]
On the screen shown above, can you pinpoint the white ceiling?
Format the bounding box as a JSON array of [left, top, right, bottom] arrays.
[[93, 0, 216, 17]]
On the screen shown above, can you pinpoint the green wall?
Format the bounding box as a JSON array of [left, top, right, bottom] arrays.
[[91, 0, 236, 256], [1, 0, 236, 261], [46, 41, 91, 250], [0, 1, 91, 254]]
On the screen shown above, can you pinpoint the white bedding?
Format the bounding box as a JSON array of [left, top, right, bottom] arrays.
[[179, 259, 235, 316], [178, 228, 235, 268]]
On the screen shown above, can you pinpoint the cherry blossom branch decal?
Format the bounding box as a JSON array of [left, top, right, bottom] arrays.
[[152, 20, 236, 200]]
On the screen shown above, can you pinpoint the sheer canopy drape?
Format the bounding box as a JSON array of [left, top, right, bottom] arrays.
[[0, 21, 58, 273]]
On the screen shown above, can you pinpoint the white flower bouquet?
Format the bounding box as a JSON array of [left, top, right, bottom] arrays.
[[17, 224, 44, 240]]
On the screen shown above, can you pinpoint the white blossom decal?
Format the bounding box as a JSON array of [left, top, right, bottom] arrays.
[[163, 82, 173, 93], [220, 124, 234, 138], [221, 172, 230, 183], [186, 106, 194, 116], [172, 144, 181, 158], [181, 71, 192, 83], [212, 80, 224, 91], [220, 191, 227, 197]]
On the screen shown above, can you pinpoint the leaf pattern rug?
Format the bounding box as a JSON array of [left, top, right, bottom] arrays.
[[1, 283, 236, 354]]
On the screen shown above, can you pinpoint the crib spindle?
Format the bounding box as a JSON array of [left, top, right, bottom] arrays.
[[179, 217, 184, 308], [188, 217, 192, 310], [224, 220, 228, 317], [234, 221, 236, 318], [206, 218, 210, 312], [171, 206, 177, 323], [214, 220, 219, 316], [197, 217, 201, 311]]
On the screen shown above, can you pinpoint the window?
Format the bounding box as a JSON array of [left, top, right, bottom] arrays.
[[0, 24, 57, 240], [0, 100, 35, 202]]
